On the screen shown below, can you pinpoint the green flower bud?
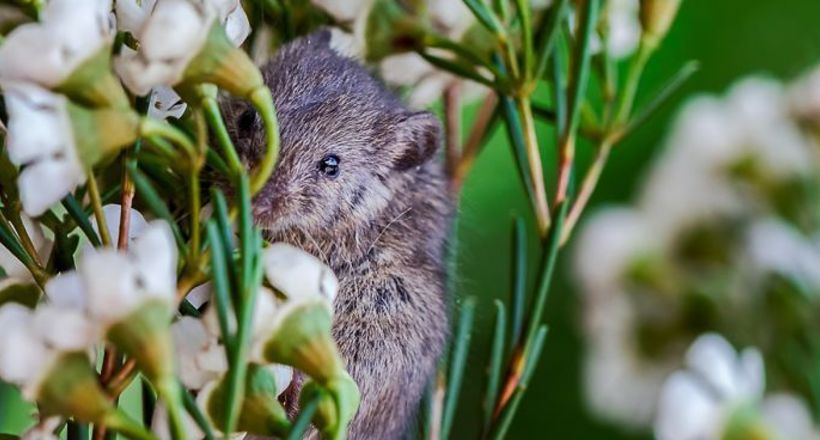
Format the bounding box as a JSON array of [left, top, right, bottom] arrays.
[[299, 372, 360, 440], [639, 0, 683, 47], [199, 364, 291, 437], [260, 298, 344, 384], [37, 352, 153, 440]]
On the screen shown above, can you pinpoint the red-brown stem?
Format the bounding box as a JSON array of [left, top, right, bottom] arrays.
[[561, 138, 613, 245], [493, 348, 526, 418], [106, 359, 138, 397], [554, 131, 576, 206], [515, 96, 551, 236], [451, 92, 499, 192], [443, 82, 462, 179]]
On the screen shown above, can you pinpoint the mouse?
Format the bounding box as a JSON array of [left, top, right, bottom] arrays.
[[223, 30, 454, 439]]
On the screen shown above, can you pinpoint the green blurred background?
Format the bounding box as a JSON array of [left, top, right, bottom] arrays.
[[451, 0, 820, 439], [4, 0, 820, 438]]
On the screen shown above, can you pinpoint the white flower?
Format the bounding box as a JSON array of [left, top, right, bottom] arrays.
[[312, 0, 369, 23], [0, 215, 52, 281], [653, 334, 819, 440], [117, 0, 248, 46], [46, 221, 177, 326], [262, 243, 338, 303], [0, 0, 113, 88], [604, 0, 641, 59], [2, 83, 85, 216], [746, 219, 820, 290], [575, 209, 677, 427], [82, 221, 177, 324], [0, 303, 97, 399], [115, 0, 213, 95], [21, 417, 63, 440], [115, 0, 250, 96], [83, 204, 149, 252], [639, 78, 813, 240], [151, 403, 247, 440], [172, 316, 226, 390]]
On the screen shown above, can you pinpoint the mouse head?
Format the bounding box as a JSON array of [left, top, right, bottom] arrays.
[[224, 31, 442, 236]]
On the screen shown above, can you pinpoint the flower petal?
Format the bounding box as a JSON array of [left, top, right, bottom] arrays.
[[45, 272, 88, 311], [263, 243, 338, 303], [654, 371, 721, 440]]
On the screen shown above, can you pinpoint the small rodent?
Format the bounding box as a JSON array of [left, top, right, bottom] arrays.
[[224, 31, 454, 439]]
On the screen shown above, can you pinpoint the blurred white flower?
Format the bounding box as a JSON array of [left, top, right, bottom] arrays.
[[172, 316, 226, 390], [2, 83, 85, 216], [81, 221, 177, 324], [790, 67, 820, 126], [115, 0, 250, 96], [759, 394, 818, 440], [85, 204, 149, 251], [312, 0, 369, 23], [654, 334, 817, 440], [640, 78, 812, 241], [0, 0, 113, 88], [746, 219, 820, 290], [604, 0, 641, 59], [575, 208, 674, 427], [151, 403, 246, 440], [0, 303, 97, 399], [0, 215, 52, 281], [20, 417, 62, 440], [46, 221, 177, 326]]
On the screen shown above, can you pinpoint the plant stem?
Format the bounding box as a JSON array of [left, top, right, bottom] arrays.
[[554, 0, 599, 206], [87, 172, 111, 246], [443, 82, 462, 179], [202, 95, 244, 176], [452, 92, 498, 191], [560, 138, 613, 244], [612, 39, 654, 128], [515, 96, 551, 235], [249, 87, 280, 195]]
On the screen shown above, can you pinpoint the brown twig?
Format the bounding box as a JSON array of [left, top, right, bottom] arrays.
[[560, 138, 614, 244], [443, 81, 462, 180], [451, 92, 499, 192]]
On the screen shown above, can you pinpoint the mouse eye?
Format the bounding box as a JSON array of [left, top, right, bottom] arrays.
[[237, 108, 257, 132], [318, 154, 340, 178]]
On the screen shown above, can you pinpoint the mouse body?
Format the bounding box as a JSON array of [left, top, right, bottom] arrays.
[[225, 31, 454, 439]]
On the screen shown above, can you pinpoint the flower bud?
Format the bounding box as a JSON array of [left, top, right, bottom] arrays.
[[639, 0, 682, 47], [198, 364, 292, 437], [258, 298, 344, 384], [299, 372, 360, 440]]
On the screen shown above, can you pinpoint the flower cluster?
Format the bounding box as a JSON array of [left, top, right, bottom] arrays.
[[575, 67, 820, 434]]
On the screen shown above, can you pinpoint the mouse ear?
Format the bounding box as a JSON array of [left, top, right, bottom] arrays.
[[307, 29, 332, 48], [391, 111, 442, 171]]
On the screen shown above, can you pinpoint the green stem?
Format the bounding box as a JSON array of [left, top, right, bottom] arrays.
[[140, 119, 197, 161], [87, 172, 111, 246], [514, 96, 551, 235], [612, 38, 654, 127], [103, 410, 157, 440], [248, 87, 280, 195], [202, 96, 244, 176], [160, 381, 189, 440]]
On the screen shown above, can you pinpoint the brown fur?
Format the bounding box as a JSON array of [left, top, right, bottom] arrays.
[[223, 31, 453, 439]]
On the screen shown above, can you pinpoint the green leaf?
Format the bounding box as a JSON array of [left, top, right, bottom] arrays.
[[462, 0, 506, 37], [510, 217, 527, 346], [441, 296, 476, 439], [183, 388, 215, 440], [491, 325, 549, 440], [286, 394, 320, 440], [0, 279, 40, 308], [621, 60, 699, 140], [534, 0, 569, 81], [482, 300, 506, 435]]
